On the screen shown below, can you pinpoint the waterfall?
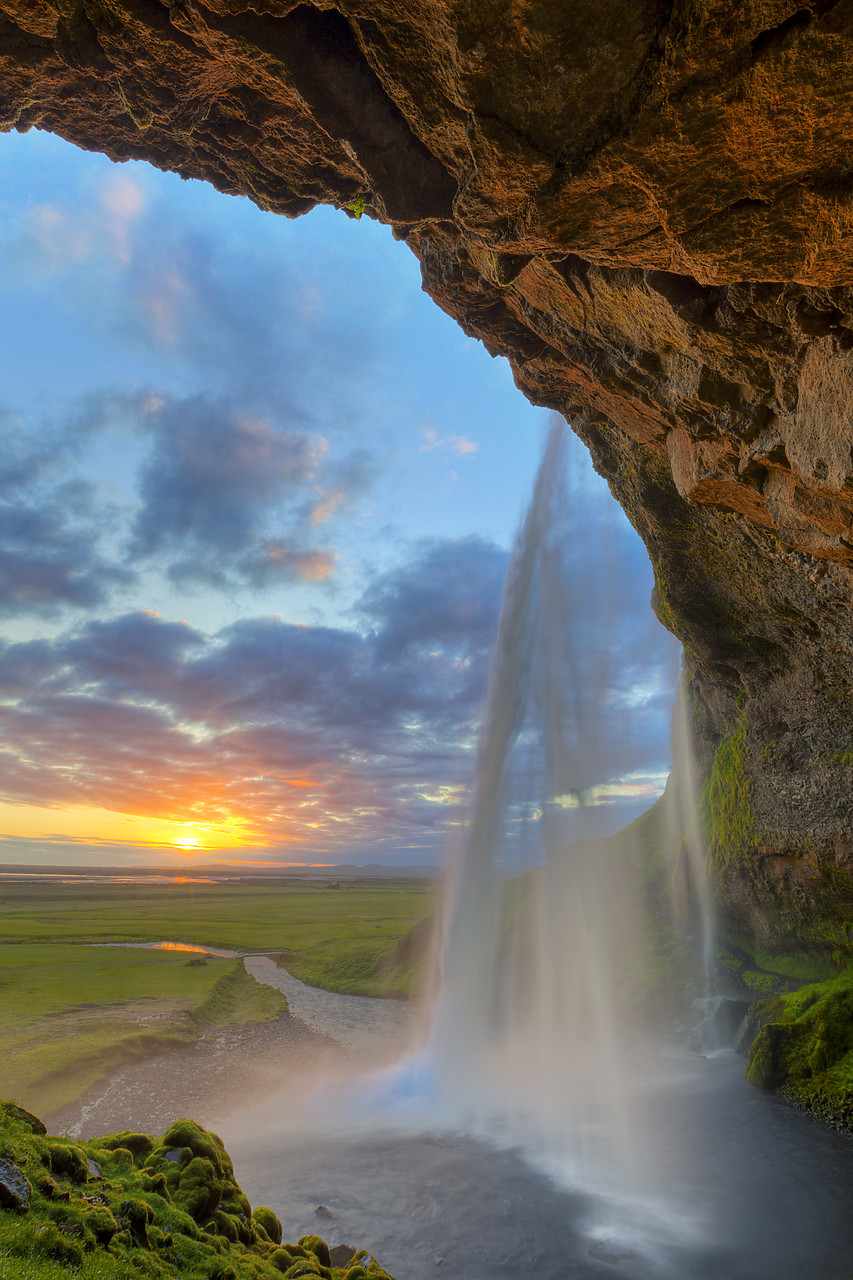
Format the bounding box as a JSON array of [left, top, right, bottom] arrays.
[[425, 415, 700, 1217]]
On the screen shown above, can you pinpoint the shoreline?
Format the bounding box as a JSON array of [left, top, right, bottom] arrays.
[[46, 1005, 341, 1139]]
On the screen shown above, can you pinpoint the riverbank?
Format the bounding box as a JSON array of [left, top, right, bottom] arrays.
[[45, 957, 416, 1140]]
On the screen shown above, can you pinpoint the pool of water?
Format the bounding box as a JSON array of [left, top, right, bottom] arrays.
[[219, 1043, 853, 1280]]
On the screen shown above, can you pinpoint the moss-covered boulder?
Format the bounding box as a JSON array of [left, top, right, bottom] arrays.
[[0, 1100, 398, 1279], [254, 1205, 284, 1244], [746, 970, 853, 1130]]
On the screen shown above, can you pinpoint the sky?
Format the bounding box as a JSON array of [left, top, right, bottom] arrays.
[[0, 129, 680, 869]]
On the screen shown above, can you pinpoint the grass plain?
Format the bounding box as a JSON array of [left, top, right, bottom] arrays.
[[0, 878, 434, 954], [0, 878, 436, 1115]]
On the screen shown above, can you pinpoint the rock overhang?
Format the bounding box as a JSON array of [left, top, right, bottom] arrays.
[[3, 0, 853, 949]]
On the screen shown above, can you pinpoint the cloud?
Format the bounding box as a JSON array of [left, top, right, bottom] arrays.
[[0, 403, 133, 619], [0, 534, 511, 854], [129, 394, 338, 589], [359, 535, 507, 664], [0, 458, 679, 861], [0, 386, 380, 608], [419, 427, 479, 456], [0, 502, 122, 616], [6, 173, 146, 278]]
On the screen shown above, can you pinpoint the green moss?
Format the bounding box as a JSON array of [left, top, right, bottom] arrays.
[[745, 969, 853, 1129], [0, 1100, 397, 1280], [98, 1130, 154, 1159], [742, 970, 777, 994], [253, 1207, 283, 1245], [703, 713, 760, 879]]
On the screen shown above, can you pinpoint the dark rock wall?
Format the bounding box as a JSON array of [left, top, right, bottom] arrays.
[[3, 0, 853, 956]]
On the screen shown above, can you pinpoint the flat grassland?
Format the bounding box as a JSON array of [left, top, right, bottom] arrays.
[[0, 878, 435, 1114]]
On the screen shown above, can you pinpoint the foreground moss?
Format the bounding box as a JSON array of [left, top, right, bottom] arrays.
[[745, 969, 853, 1131], [0, 1101, 394, 1280]]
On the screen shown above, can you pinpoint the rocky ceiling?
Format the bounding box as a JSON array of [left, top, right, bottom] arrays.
[[2, 0, 853, 947]]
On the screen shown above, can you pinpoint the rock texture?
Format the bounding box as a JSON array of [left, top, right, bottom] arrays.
[[2, 0, 853, 955]]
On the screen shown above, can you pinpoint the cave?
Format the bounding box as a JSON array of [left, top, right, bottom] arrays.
[[3, 0, 853, 960]]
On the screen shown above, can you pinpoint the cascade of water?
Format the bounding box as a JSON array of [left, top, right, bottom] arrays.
[[669, 678, 715, 989], [426, 415, 689, 1214]]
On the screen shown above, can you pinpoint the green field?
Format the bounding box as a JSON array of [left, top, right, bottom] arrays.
[[0, 878, 436, 1114], [0, 878, 434, 955], [0, 945, 286, 1115]]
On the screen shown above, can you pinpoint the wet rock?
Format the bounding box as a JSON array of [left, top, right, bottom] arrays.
[[329, 1244, 356, 1267], [315, 1203, 335, 1219], [87, 1158, 103, 1179], [689, 996, 752, 1053], [0, 1158, 30, 1212]]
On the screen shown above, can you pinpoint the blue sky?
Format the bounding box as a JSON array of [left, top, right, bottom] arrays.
[[0, 129, 679, 867]]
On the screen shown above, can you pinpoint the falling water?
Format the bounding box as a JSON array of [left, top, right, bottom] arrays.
[[425, 415, 709, 1231]]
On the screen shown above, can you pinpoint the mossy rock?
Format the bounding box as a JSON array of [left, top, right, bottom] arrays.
[[746, 1021, 792, 1089], [745, 970, 853, 1129], [31, 1219, 84, 1266], [299, 1233, 332, 1267], [140, 1167, 172, 1199], [172, 1155, 223, 1223], [254, 1204, 283, 1244], [118, 1195, 155, 1247], [0, 1100, 399, 1279], [103, 1145, 136, 1170], [45, 1139, 89, 1183], [99, 1129, 154, 1158], [162, 1118, 229, 1172], [86, 1203, 118, 1244], [0, 1101, 46, 1135]]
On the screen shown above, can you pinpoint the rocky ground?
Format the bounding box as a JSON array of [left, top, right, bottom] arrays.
[[45, 1008, 341, 1141]]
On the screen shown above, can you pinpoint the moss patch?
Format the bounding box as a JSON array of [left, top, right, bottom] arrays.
[[703, 714, 760, 881], [0, 1101, 397, 1280], [745, 969, 853, 1130]]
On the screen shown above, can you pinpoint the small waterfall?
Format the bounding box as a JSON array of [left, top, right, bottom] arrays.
[[669, 677, 715, 991], [425, 415, 703, 1219]]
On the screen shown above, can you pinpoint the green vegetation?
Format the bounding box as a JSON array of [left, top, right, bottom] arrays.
[[280, 916, 437, 1000], [702, 714, 760, 880], [745, 969, 853, 1131], [713, 928, 835, 1000], [0, 947, 286, 1116], [0, 1101, 395, 1280], [0, 879, 433, 968], [0, 879, 435, 1113]]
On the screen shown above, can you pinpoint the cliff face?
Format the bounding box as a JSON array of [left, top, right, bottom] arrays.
[[3, 0, 853, 957]]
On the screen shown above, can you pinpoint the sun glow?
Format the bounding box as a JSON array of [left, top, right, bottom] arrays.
[[0, 800, 253, 852]]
